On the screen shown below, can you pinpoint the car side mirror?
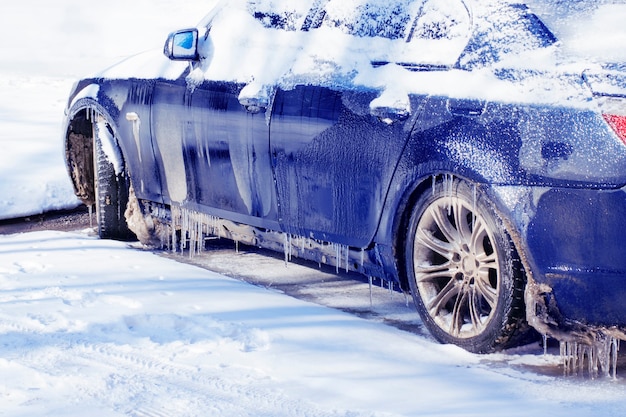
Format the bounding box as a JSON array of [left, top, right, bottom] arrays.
[[164, 28, 199, 61]]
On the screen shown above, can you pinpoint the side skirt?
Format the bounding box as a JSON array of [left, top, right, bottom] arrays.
[[137, 201, 399, 286]]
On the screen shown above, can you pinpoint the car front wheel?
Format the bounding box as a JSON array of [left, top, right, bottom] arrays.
[[93, 117, 134, 241], [405, 176, 527, 353]]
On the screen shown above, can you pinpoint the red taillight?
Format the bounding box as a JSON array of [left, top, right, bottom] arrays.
[[603, 113, 626, 146]]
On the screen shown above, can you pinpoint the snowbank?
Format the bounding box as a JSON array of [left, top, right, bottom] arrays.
[[0, 0, 212, 219]]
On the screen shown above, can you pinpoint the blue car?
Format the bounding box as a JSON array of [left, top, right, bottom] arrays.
[[63, 0, 626, 357]]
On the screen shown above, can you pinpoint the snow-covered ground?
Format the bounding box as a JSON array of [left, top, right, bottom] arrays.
[[2, 229, 626, 417], [2, 1, 626, 415]]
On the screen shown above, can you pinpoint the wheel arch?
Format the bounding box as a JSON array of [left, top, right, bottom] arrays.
[[384, 170, 533, 296], [390, 174, 434, 291], [64, 100, 129, 207]]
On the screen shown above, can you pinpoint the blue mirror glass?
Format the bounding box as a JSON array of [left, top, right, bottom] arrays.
[[164, 29, 199, 60]]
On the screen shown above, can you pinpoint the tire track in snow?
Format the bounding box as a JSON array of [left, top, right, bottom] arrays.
[[0, 315, 372, 417], [70, 340, 353, 417]]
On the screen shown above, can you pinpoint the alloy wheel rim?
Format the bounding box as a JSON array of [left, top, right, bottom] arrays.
[[413, 196, 500, 339]]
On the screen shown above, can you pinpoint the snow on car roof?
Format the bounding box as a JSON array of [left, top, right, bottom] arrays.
[[99, 0, 607, 108], [185, 0, 590, 106]]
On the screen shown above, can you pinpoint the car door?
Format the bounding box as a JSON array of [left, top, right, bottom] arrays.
[[270, 85, 421, 247], [188, 81, 278, 227], [150, 79, 278, 228]]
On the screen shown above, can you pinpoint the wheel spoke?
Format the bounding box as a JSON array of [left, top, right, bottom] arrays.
[[415, 228, 453, 260], [449, 289, 468, 337], [468, 287, 484, 332], [476, 251, 497, 266], [475, 275, 498, 309], [429, 205, 460, 247], [426, 278, 459, 317], [453, 200, 472, 245], [414, 263, 455, 283], [476, 245, 498, 310], [469, 217, 488, 251]]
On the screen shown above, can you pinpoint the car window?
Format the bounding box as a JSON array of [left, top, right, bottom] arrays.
[[318, 0, 470, 41], [408, 0, 471, 42], [320, 0, 420, 40], [246, 0, 313, 31], [316, 0, 471, 67], [525, 0, 626, 64], [458, 3, 557, 69], [190, 0, 470, 90]]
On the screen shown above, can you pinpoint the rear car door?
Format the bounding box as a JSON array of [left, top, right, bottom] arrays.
[[270, 86, 419, 247]]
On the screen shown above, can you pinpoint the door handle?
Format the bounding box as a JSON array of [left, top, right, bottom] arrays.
[[369, 91, 411, 125], [446, 98, 486, 117], [239, 82, 271, 114], [239, 97, 267, 114], [370, 105, 410, 125]]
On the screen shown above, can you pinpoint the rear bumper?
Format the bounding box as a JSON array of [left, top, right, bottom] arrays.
[[512, 185, 626, 326]]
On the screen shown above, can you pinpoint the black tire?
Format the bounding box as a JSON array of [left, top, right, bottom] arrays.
[[93, 118, 135, 241], [405, 176, 528, 353]]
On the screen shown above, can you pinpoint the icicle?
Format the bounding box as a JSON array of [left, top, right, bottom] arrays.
[[345, 245, 349, 273], [360, 249, 365, 269], [557, 334, 622, 379], [335, 244, 340, 274], [612, 338, 620, 380], [286, 234, 291, 262], [589, 345, 596, 378], [368, 276, 373, 308], [171, 206, 178, 253], [543, 334, 548, 356], [446, 174, 454, 216], [404, 291, 410, 308]]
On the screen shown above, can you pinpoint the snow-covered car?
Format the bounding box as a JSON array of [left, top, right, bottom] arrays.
[[63, 0, 626, 358]]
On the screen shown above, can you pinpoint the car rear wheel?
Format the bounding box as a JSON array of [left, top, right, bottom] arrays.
[[405, 176, 527, 353], [93, 117, 135, 241]]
